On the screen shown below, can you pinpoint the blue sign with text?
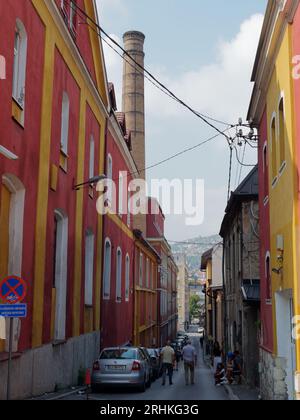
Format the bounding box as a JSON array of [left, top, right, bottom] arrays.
[[0, 304, 27, 318]]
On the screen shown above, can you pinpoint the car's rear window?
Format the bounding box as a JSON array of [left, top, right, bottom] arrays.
[[100, 349, 137, 360], [147, 349, 157, 357]]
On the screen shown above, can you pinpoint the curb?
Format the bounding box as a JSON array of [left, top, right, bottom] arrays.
[[223, 384, 240, 401], [30, 386, 87, 401], [203, 357, 240, 401]]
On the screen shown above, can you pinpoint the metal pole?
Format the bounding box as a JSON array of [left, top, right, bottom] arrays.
[[7, 317, 13, 400]]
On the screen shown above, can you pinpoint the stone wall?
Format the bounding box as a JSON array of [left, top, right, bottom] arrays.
[[0, 331, 100, 400], [259, 348, 288, 400]]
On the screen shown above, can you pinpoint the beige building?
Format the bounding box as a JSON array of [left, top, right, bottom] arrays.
[[175, 254, 189, 331]]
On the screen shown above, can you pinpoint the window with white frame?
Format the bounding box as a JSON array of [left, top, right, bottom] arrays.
[[85, 229, 94, 306], [107, 154, 113, 205], [146, 258, 150, 289], [125, 254, 130, 302], [139, 253, 143, 286], [69, 1, 77, 36], [103, 239, 111, 300], [116, 248, 122, 302], [60, 92, 70, 154], [119, 172, 125, 215], [89, 135, 95, 180], [12, 20, 27, 109]]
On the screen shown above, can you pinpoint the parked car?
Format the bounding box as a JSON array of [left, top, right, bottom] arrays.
[[91, 347, 151, 393], [140, 347, 155, 382], [146, 348, 161, 379], [198, 327, 204, 336]]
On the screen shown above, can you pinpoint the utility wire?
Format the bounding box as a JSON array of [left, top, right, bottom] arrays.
[[238, 142, 246, 186], [110, 131, 226, 181], [66, 0, 235, 140], [234, 146, 257, 168], [227, 147, 233, 202]]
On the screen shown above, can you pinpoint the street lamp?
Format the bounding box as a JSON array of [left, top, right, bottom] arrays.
[[73, 174, 106, 191]]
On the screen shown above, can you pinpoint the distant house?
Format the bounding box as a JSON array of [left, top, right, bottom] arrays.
[[220, 166, 260, 387]]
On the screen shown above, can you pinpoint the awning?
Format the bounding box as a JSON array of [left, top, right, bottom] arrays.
[[241, 280, 260, 303]]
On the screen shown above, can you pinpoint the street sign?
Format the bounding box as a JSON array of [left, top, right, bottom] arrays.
[[0, 304, 27, 318], [0, 276, 27, 304]]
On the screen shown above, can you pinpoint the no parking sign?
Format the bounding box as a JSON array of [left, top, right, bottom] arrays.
[[0, 276, 27, 305]]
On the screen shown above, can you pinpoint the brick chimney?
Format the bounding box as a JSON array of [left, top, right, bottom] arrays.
[[122, 31, 147, 234]]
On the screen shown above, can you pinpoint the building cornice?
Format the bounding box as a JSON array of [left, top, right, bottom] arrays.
[[248, 0, 299, 124], [46, 0, 110, 117], [108, 113, 139, 176]]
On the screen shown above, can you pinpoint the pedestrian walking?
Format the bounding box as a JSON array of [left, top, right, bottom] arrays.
[[182, 340, 197, 385], [160, 341, 175, 386]]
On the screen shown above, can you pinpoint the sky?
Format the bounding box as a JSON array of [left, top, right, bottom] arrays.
[[96, 0, 267, 241]]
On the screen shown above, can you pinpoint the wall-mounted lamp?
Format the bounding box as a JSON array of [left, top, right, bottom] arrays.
[[73, 174, 106, 191]]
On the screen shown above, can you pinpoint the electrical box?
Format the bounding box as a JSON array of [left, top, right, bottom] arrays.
[[277, 235, 284, 251]]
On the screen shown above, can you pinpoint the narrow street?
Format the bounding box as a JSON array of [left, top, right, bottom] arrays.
[[62, 331, 228, 401]]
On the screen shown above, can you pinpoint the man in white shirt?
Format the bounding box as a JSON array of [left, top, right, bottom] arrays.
[[182, 340, 197, 385], [160, 341, 175, 386]]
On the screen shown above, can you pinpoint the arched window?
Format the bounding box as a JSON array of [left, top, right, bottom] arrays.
[[119, 172, 125, 215], [125, 254, 130, 302], [116, 248, 122, 302], [60, 92, 70, 154], [278, 97, 285, 169], [263, 143, 268, 198], [85, 229, 95, 306], [12, 20, 27, 109], [271, 116, 277, 181], [89, 135, 95, 180], [103, 239, 111, 300], [53, 209, 68, 341]]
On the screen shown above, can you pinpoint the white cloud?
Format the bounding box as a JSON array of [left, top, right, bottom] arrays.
[[96, 0, 128, 21], [145, 14, 264, 123], [102, 13, 263, 123], [102, 34, 123, 110]]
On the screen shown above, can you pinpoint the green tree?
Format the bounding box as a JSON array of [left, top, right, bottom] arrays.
[[189, 295, 201, 320]]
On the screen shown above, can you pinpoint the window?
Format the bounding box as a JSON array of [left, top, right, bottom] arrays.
[[107, 154, 113, 205], [127, 197, 131, 227], [146, 258, 150, 288], [271, 117, 277, 181], [103, 239, 111, 300], [69, 1, 77, 37], [85, 229, 94, 306], [60, 92, 70, 154], [139, 253, 143, 286], [116, 248, 122, 302], [53, 210, 68, 341], [12, 20, 27, 109], [89, 135, 95, 180], [263, 143, 268, 198], [278, 98, 285, 169], [119, 172, 125, 215], [125, 254, 130, 302]]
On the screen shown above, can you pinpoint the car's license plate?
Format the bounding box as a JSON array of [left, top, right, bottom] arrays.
[[107, 365, 126, 370]]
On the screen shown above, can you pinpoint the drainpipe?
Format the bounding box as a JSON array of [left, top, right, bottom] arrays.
[[222, 238, 228, 359]]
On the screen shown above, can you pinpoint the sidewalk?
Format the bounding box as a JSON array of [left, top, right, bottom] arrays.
[[224, 383, 260, 401], [27, 386, 87, 400]]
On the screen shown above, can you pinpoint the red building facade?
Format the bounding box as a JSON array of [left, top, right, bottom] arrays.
[[0, 0, 109, 399]]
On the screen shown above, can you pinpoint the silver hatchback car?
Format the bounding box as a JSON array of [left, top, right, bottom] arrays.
[[91, 347, 151, 393]]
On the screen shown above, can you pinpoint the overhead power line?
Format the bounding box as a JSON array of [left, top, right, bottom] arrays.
[[65, 0, 235, 141]]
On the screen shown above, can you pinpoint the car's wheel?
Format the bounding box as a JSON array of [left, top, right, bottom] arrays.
[[91, 384, 99, 393], [138, 379, 146, 393]]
